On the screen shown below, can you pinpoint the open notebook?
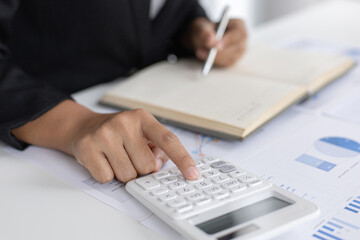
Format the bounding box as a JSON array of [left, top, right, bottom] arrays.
[[101, 45, 354, 139]]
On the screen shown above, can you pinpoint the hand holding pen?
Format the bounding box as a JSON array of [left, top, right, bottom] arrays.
[[187, 6, 248, 74]]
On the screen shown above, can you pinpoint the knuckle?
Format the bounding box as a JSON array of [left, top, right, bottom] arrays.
[[95, 125, 112, 139], [161, 130, 178, 145], [138, 161, 156, 175], [118, 171, 137, 183], [76, 134, 93, 152], [96, 171, 114, 183], [133, 108, 150, 118]]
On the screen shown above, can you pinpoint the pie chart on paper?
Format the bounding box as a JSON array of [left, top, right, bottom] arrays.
[[314, 137, 360, 158]]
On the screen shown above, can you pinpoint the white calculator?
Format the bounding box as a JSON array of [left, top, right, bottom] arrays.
[[126, 157, 319, 240]]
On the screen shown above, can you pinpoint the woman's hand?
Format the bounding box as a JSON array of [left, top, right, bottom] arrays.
[[12, 100, 199, 183], [187, 17, 248, 67]]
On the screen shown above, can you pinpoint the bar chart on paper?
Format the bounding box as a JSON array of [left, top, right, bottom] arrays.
[[313, 196, 360, 240], [295, 137, 360, 172]]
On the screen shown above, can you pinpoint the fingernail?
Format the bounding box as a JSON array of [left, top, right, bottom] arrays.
[[187, 165, 199, 179], [156, 158, 163, 170]]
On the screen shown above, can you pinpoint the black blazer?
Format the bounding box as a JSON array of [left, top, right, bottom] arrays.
[[0, 0, 206, 149]]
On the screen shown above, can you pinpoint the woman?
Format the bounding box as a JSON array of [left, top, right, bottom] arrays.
[[0, 0, 247, 183]]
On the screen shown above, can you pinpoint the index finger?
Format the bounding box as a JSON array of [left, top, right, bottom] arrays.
[[141, 116, 199, 180]]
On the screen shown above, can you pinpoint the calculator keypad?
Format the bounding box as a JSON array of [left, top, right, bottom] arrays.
[[133, 158, 272, 219]]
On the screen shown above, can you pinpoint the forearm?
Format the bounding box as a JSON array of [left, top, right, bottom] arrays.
[[11, 100, 96, 155]]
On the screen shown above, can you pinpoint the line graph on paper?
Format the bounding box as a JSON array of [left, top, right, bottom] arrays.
[[191, 134, 219, 157], [166, 125, 221, 158]]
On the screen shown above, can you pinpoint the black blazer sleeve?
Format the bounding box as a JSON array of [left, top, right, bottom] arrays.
[[0, 0, 71, 150]]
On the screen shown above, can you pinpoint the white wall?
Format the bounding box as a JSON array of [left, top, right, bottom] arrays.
[[199, 0, 327, 30]]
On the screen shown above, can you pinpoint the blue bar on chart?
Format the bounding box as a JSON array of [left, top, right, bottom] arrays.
[[344, 198, 360, 214], [313, 218, 360, 240], [296, 154, 336, 172]]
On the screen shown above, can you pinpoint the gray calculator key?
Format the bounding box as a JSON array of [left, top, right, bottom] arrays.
[[219, 165, 237, 173], [169, 181, 187, 190], [210, 161, 227, 168], [161, 176, 178, 184], [136, 176, 160, 190]]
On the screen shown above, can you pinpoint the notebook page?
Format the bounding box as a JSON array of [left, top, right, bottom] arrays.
[[233, 45, 354, 93], [103, 60, 304, 132]]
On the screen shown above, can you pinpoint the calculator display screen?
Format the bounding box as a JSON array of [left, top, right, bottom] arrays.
[[196, 197, 291, 235]]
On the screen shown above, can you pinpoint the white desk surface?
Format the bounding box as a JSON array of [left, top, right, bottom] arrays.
[[1, 1, 360, 239]]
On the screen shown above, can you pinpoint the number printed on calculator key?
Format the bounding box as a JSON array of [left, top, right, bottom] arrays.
[[169, 181, 187, 190], [177, 186, 195, 195], [159, 192, 177, 201], [203, 169, 220, 178], [195, 179, 212, 189]]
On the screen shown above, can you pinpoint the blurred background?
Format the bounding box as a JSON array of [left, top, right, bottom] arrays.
[[199, 0, 328, 30]]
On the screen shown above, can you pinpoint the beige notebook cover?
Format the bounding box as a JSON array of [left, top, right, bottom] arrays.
[[101, 45, 354, 139]]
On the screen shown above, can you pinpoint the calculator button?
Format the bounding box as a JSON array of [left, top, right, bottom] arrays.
[[204, 185, 222, 195], [136, 177, 160, 190], [203, 169, 220, 178], [159, 192, 177, 201], [195, 179, 212, 189], [194, 160, 203, 167], [169, 181, 187, 190], [231, 184, 246, 193], [201, 157, 220, 164], [212, 174, 229, 184], [151, 187, 168, 196], [176, 203, 193, 213], [168, 198, 186, 208], [210, 161, 227, 168], [229, 170, 245, 177], [219, 165, 237, 173], [153, 171, 171, 180], [170, 168, 180, 175], [194, 197, 211, 206], [176, 174, 185, 182], [198, 165, 211, 173], [222, 179, 240, 189], [186, 177, 203, 184], [177, 186, 195, 195], [161, 176, 178, 184], [214, 190, 230, 200], [186, 192, 205, 202], [247, 179, 263, 187], [239, 175, 256, 183]]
